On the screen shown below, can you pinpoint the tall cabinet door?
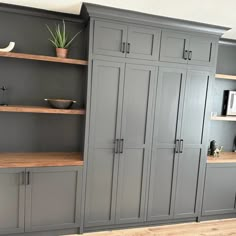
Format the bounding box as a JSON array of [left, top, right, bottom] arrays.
[[174, 70, 210, 218], [147, 67, 186, 221], [84, 60, 125, 227], [116, 64, 156, 224], [93, 21, 127, 57], [0, 168, 25, 235], [126, 26, 161, 60]]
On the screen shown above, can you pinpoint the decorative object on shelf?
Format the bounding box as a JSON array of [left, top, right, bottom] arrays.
[[214, 146, 223, 157], [0, 42, 15, 52], [233, 136, 236, 152], [222, 90, 236, 116], [44, 98, 76, 109], [0, 86, 8, 106], [209, 140, 217, 156], [46, 20, 82, 58]]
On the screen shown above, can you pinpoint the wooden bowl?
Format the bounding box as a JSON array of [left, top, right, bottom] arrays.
[[44, 99, 76, 109]]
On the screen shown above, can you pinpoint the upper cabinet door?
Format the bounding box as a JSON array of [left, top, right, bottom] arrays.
[[93, 21, 127, 57], [85, 60, 125, 227], [126, 26, 161, 60], [160, 31, 190, 64], [0, 168, 25, 235], [188, 36, 217, 66], [115, 64, 156, 224], [174, 70, 210, 219], [147, 67, 186, 221]]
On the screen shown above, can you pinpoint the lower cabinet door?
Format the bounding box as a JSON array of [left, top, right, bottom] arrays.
[[202, 165, 236, 216], [0, 168, 25, 235], [25, 166, 82, 232]]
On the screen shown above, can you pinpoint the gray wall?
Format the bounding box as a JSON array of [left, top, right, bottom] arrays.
[[0, 8, 87, 152], [209, 44, 236, 151]]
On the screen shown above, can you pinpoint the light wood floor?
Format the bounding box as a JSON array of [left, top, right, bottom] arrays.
[[81, 219, 236, 236]]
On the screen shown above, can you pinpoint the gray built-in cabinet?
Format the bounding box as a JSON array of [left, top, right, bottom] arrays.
[[82, 3, 229, 230], [85, 60, 156, 227], [0, 166, 82, 235]]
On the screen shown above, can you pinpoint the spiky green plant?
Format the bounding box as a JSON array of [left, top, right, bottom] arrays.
[[46, 20, 82, 49]]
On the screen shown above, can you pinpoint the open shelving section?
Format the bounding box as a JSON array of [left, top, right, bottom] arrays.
[[0, 152, 84, 168], [0, 51, 88, 66], [0, 105, 86, 115]]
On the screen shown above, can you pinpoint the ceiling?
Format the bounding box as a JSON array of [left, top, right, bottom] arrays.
[[0, 0, 235, 39]]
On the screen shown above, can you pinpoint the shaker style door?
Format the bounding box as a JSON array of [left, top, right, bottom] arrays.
[[147, 67, 186, 221], [160, 30, 190, 64], [25, 167, 82, 232], [115, 64, 156, 224], [174, 70, 210, 218], [202, 165, 236, 216], [126, 26, 161, 60], [0, 168, 25, 235], [188, 36, 217, 66], [84, 60, 125, 227], [93, 20, 128, 57]]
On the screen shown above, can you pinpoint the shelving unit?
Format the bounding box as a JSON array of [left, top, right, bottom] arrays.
[[0, 105, 86, 115], [215, 73, 236, 81], [0, 51, 88, 65], [211, 116, 236, 121], [207, 151, 236, 163], [0, 152, 84, 168]]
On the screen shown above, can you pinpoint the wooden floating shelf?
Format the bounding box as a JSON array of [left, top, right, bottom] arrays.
[[207, 152, 236, 163], [215, 73, 236, 81], [211, 116, 236, 121], [0, 51, 88, 66], [0, 152, 84, 168], [0, 105, 86, 115]]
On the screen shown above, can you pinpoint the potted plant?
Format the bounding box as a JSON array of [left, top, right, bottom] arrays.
[[46, 20, 82, 58]]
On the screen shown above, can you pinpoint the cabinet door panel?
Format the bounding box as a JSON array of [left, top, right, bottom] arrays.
[[25, 167, 82, 232], [174, 149, 201, 217], [188, 36, 217, 66], [85, 60, 124, 227], [202, 166, 236, 216], [148, 149, 176, 220], [116, 64, 156, 224], [174, 70, 210, 218], [0, 169, 25, 235], [160, 31, 189, 64], [147, 67, 186, 221], [93, 21, 127, 57], [127, 26, 160, 60]]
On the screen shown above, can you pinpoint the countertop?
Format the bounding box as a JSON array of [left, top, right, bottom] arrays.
[[0, 152, 83, 168], [207, 152, 236, 163]]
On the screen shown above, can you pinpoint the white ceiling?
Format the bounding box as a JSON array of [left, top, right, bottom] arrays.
[[0, 0, 235, 39]]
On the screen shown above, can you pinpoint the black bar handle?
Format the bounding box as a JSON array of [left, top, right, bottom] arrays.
[[179, 139, 184, 153], [188, 51, 192, 60], [127, 43, 130, 54], [234, 193, 236, 209], [121, 42, 126, 53], [175, 139, 179, 153], [183, 50, 188, 60], [120, 139, 124, 153], [114, 139, 119, 154], [27, 171, 30, 185]]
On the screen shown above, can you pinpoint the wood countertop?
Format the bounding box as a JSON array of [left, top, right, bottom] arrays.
[[0, 152, 83, 168], [207, 152, 236, 163]]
